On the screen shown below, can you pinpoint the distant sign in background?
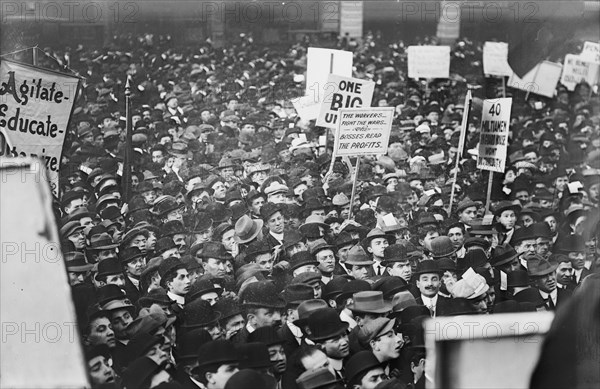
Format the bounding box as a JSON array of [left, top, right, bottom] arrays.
[[560, 53, 600, 91], [317, 74, 375, 129], [334, 107, 394, 156], [477, 98, 512, 173], [0, 60, 80, 196], [407, 45, 450, 79]]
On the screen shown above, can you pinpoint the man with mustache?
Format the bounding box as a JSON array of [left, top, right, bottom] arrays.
[[414, 260, 453, 317], [527, 255, 572, 311]]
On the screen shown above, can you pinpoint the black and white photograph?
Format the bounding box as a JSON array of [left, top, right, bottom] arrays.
[[1, 1, 599, 388]]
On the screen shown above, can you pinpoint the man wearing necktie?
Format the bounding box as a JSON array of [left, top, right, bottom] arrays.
[[362, 228, 394, 278], [526, 254, 572, 311], [414, 260, 452, 317]]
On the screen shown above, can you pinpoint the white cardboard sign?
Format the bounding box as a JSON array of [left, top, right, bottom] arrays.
[[507, 61, 562, 98], [477, 98, 512, 173], [334, 107, 394, 156], [560, 53, 600, 91], [317, 74, 375, 129], [483, 42, 513, 77], [581, 41, 600, 63], [407, 46, 450, 79]]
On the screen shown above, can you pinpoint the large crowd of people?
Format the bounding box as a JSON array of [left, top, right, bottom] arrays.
[[24, 29, 600, 388]]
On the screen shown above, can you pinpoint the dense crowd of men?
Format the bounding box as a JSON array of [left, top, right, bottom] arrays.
[[29, 29, 600, 389]]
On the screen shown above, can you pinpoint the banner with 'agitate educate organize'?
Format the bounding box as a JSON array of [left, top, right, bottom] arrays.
[[0, 60, 80, 196]]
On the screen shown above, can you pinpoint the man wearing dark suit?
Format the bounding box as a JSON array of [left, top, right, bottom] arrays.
[[277, 284, 314, 357], [413, 260, 453, 317], [555, 234, 592, 289], [527, 254, 572, 311], [363, 228, 394, 277]]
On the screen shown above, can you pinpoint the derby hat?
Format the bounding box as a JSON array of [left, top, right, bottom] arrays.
[[346, 351, 382, 386], [260, 202, 283, 221], [153, 195, 184, 216], [193, 340, 238, 372], [282, 283, 315, 306], [289, 251, 319, 271], [155, 237, 177, 255], [526, 255, 558, 277], [213, 297, 243, 320], [308, 238, 335, 255], [334, 231, 358, 248], [159, 220, 186, 238], [457, 250, 489, 272], [282, 230, 305, 250], [122, 357, 163, 389], [381, 244, 408, 265], [511, 225, 537, 244], [234, 215, 264, 244], [490, 243, 520, 267], [456, 198, 479, 213], [181, 299, 221, 328], [138, 287, 173, 308], [241, 280, 286, 309], [204, 201, 233, 224], [248, 326, 285, 346], [437, 258, 457, 272], [493, 200, 522, 216], [158, 257, 185, 279], [95, 257, 123, 278], [322, 276, 351, 301], [291, 272, 322, 287], [307, 307, 349, 342], [176, 328, 213, 362], [513, 288, 545, 307], [245, 240, 272, 262], [348, 291, 392, 314], [225, 369, 276, 389], [186, 182, 214, 200], [187, 278, 222, 302], [372, 277, 408, 300], [414, 260, 443, 276], [338, 279, 371, 302], [293, 299, 328, 327]]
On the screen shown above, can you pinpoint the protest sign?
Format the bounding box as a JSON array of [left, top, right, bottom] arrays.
[[581, 41, 600, 63], [334, 107, 394, 156], [339, 1, 363, 40], [507, 61, 562, 98], [483, 42, 513, 77], [306, 48, 352, 108], [317, 74, 375, 129], [560, 54, 600, 91], [477, 98, 512, 173], [292, 95, 321, 122], [0, 60, 80, 196], [407, 46, 450, 79]]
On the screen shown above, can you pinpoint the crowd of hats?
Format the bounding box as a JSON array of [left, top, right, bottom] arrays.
[[29, 28, 600, 389]]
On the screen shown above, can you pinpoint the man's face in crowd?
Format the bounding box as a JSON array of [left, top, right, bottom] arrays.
[[267, 211, 285, 234], [110, 308, 134, 340], [447, 227, 465, 249], [544, 216, 557, 234], [253, 308, 282, 328], [555, 261, 573, 285], [458, 206, 477, 224], [498, 255, 522, 274], [358, 367, 387, 389], [372, 329, 403, 361], [515, 190, 530, 204], [321, 333, 350, 359], [286, 241, 307, 258], [421, 231, 440, 251], [316, 249, 336, 274], [86, 316, 116, 348], [125, 256, 146, 277], [568, 251, 585, 270], [337, 244, 353, 263], [351, 265, 369, 280], [169, 269, 191, 296], [498, 210, 517, 229], [173, 233, 187, 253], [388, 260, 412, 282], [535, 238, 550, 256], [293, 264, 318, 278], [417, 273, 441, 298], [520, 214, 535, 228], [368, 238, 389, 258], [104, 274, 126, 287], [554, 176, 568, 191], [203, 258, 226, 277], [194, 226, 213, 244], [254, 253, 274, 273], [203, 364, 239, 389], [220, 167, 234, 181], [68, 271, 87, 286], [533, 272, 557, 293], [223, 314, 245, 340], [409, 179, 424, 193], [588, 183, 600, 202], [166, 207, 184, 223], [300, 349, 329, 371], [268, 344, 287, 375], [249, 196, 265, 216], [129, 234, 148, 254], [515, 239, 536, 256], [68, 229, 86, 249], [268, 192, 287, 204], [88, 356, 116, 387], [221, 229, 236, 252]]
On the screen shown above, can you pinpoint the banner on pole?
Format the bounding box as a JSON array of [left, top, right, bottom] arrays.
[[507, 61, 562, 98], [0, 60, 80, 196], [560, 54, 600, 91], [477, 98, 512, 173], [317, 74, 375, 129], [339, 1, 363, 40], [407, 46, 450, 79], [483, 42, 513, 77], [334, 107, 394, 156], [581, 41, 600, 63]]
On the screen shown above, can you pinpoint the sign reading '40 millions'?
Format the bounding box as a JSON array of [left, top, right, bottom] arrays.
[[477, 98, 512, 173]]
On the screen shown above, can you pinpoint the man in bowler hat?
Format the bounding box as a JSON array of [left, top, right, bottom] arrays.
[[414, 260, 453, 317]]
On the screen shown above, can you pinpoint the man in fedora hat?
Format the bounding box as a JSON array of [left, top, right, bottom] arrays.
[[190, 340, 239, 389], [119, 246, 146, 303], [362, 228, 395, 277], [306, 307, 350, 380], [414, 260, 452, 317], [344, 245, 375, 281], [527, 254, 572, 310], [61, 221, 87, 251], [347, 291, 392, 354], [198, 242, 233, 279], [381, 244, 413, 283], [87, 232, 120, 263], [95, 258, 126, 288], [555, 234, 592, 287], [310, 239, 337, 284], [64, 252, 94, 287], [214, 297, 245, 341], [234, 214, 264, 247]]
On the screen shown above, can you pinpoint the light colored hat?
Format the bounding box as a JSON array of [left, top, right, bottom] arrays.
[[449, 268, 489, 300]]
